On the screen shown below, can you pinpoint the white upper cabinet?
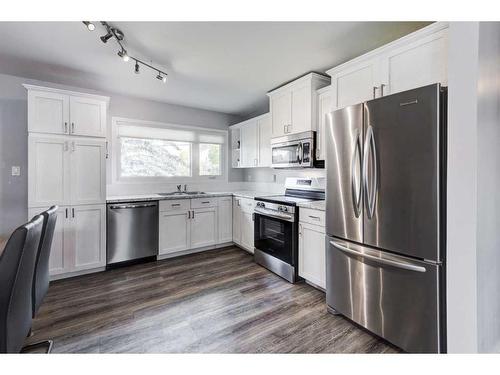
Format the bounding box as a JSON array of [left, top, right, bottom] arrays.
[[28, 135, 106, 208], [258, 114, 272, 167], [380, 28, 448, 96], [316, 87, 333, 161], [268, 73, 331, 138], [230, 113, 271, 169], [28, 90, 70, 135], [330, 60, 380, 109], [240, 119, 259, 168], [28, 134, 71, 207], [70, 138, 107, 205], [326, 23, 448, 111], [270, 90, 291, 138], [69, 96, 107, 137], [24, 85, 109, 138]]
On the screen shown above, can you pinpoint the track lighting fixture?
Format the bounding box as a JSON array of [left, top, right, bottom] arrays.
[[156, 72, 167, 83], [100, 32, 113, 43], [82, 21, 95, 31], [118, 49, 129, 62], [85, 21, 168, 84]]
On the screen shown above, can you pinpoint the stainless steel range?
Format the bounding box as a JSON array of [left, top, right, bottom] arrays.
[[254, 177, 325, 283]]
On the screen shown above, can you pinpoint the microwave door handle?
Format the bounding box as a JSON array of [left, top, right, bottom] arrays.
[[297, 142, 303, 164]]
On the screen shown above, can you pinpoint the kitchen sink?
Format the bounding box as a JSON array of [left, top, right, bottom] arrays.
[[157, 191, 206, 196]]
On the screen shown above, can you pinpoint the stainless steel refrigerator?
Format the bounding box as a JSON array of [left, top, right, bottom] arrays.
[[325, 84, 446, 353]]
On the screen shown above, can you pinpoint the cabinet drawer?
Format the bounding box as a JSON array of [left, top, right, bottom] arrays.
[[239, 197, 256, 213], [191, 197, 217, 209], [217, 196, 233, 205], [299, 208, 326, 226], [159, 199, 190, 212]]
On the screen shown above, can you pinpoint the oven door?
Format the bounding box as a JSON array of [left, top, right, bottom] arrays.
[[254, 210, 297, 265]]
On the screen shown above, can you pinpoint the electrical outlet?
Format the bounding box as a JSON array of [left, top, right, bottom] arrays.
[[273, 174, 277, 183], [11, 166, 20, 176]]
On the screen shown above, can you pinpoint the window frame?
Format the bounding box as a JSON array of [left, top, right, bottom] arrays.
[[111, 117, 227, 185]]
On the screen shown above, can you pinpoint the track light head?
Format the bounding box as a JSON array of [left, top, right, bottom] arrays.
[[83, 21, 95, 31], [134, 62, 140, 74], [156, 72, 167, 83], [100, 32, 113, 43], [118, 49, 129, 62]]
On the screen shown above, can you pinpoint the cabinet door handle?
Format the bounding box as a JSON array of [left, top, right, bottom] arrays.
[[64, 122, 68, 133], [64, 141, 68, 152], [299, 223, 302, 236], [309, 215, 321, 220], [171, 203, 181, 207], [373, 86, 379, 99], [71, 122, 75, 134], [72, 208, 75, 218], [283, 125, 287, 134], [192, 210, 195, 219], [65, 208, 68, 218], [201, 201, 210, 204], [188, 210, 191, 219], [71, 141, 75, 152], [380, 84, 386, 96]]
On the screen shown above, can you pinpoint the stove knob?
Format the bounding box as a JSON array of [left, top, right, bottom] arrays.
[[279, 205, 288, 212], [261, 202, 265, 208]]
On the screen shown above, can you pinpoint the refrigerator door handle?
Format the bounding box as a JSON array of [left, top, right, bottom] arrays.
[[363, 125, 377, 219], [351, 131, 362, 217], [330, 240, 427, 273]]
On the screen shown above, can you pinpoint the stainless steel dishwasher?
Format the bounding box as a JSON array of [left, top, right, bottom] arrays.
[[106, 201, 159, 266]]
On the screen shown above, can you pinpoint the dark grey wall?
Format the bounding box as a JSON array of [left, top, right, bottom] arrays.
[[0, 72, 243, 237]]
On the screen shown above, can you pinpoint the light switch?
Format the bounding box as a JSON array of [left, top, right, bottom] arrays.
[[11, 166, 21, 176]]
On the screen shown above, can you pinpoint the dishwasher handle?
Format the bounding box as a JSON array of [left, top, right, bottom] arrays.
[[109, 203, 157, 209]]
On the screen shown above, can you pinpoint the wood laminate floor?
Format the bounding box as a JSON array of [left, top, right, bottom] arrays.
[[26, 246, 399, 353]]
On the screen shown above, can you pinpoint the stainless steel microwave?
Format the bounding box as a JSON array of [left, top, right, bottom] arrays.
[[271, 131, 315, 168]]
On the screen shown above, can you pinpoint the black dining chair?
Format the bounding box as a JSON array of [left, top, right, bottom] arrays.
[[0, 215, 43, 353], [32, 206, 58, 318], [25, 206, 58, 353]]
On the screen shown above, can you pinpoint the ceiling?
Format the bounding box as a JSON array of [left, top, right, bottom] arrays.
[[0, 22, 431, 116]]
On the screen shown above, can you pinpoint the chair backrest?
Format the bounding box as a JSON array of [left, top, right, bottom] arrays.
[[0, 215, 44, 353], [32, 206, 58, 317]]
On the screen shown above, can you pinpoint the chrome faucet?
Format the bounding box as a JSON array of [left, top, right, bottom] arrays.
[[183, 184, 188, 192], [176, 184, 182, 192]]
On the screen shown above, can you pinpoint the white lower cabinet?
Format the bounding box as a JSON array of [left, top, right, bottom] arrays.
[[191, 207, 217, 248], [232, 197, 255, 253], [159, 196, 233, 256], [240, 211, 254, 254], [159, 210, 190, 255], [28, 204, 106, 277], [298, 216, 326, 289], [217, 197, 233, 243], [232, 198, 242, 245]]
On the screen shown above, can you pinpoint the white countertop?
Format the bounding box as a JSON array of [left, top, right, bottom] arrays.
[[297, 200, 326, 211], [106, 190, 275, 203]]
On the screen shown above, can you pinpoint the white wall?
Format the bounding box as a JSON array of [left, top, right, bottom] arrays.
[[476, 21, 500, 353], [446, 22, 480, 353], [447, 21, 500, 353]]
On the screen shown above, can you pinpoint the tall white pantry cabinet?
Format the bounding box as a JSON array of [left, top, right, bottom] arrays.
[[25, 84, 109, 279]]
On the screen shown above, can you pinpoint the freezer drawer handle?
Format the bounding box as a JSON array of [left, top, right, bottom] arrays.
[[109, 203, 157, 209], [330, 241, 426, 273]]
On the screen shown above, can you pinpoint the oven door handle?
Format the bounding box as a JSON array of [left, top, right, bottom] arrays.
[[254, 208, 295, 222]]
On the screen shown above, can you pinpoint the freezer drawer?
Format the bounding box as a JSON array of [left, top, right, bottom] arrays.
[[326, 237, 441, 353]]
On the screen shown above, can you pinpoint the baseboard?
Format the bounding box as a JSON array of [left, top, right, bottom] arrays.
[[50, 266, 106, 281], [157, 242, 236, 260]]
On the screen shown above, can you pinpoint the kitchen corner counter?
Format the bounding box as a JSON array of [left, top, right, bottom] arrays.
[[106, 190, 276, 204], [297, 200, 326, 211]]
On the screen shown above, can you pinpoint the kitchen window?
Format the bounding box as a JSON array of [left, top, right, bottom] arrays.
[[112, 117, 226, 182]]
